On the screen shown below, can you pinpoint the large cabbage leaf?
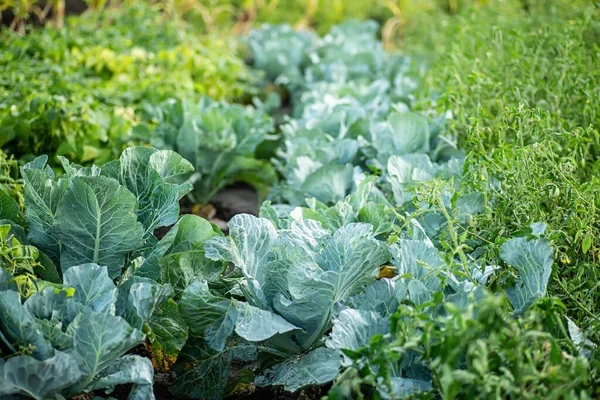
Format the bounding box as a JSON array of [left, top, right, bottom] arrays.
[[175, 214, 391, 394], [150, 97, 275, 204], [0, 263, 167, 399], [20, 147, 191, 279], [501, 232, 553, 315]]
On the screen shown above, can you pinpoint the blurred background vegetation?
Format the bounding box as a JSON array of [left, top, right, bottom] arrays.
[[0, 0, 553, 41]]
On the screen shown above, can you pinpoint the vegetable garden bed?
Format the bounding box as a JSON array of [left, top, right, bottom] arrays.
[[0, 1, 598, 399]]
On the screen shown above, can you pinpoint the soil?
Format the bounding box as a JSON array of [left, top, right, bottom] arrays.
[[154, 182, 260, 240], [211, 183, 260, 221], [94, 376, 326, 400]]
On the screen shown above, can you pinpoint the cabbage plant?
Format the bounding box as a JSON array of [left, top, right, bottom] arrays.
[[171, 214, 391, 398], [0, 147, 218, 382], [0, 264, 166, 399], [149, 97, 276, 205]]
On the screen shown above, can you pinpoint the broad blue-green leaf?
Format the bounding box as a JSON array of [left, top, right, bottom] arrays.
[[21, 156, 68, 263], [63, 264, 117, 314], [206, 214, 275, 307], [273, 258, 336, 346], [0, 352, 81, 399], [357, 202, 398, 237], [299, 162, 354, 205], [68, 311, 144, 394], [148, 149, 195, 182], [320, 223, 391, 302], [280, 219, 329, 251], [24, 288, 82, 327], [386, 155, 436, 205], [206, 214, 276, 283], [530, 222, 547, 236], [0, 269, 17, 292], [373, 112, 430, 163], [145, 299, 188, 371], [275, 223, 390, 350], [155, 215, 225, 294], [407, 280, 433, 306], [454, 192, 484, 223], [179, 281, 237, 352], [89, 355, 154, 400], [51, 176, 144, 278], [566, 317, 596, 359], [347, 279, 398, 316], [57, 157, 101, 178], [24, 288, 68, 320], [35, 250, 61, 284], [327, 309, 389, 365], [170, 338, 234, 400], [179, 281, 298, 352], [102, 147, 193, 234], [136, 215, 219, 281], [34, 318, 73, 351], [501, 236, 553, 314], [233, 301, 299, 342], [390, 240, 445, 292], [255, 347, 341, 392], [119, 278, 173, 330], [0, 290, 54, 359]]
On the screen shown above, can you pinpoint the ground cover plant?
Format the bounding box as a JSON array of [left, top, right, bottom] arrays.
[[0, 150, 22, 208], [410, 1, 600, 387], [0, 2, 253, 168], [147, 97, 276, 205], [0, 0, 599, 399], [0, 147, 228, 397]]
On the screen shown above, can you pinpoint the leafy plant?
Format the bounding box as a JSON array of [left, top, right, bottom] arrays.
[[0, 151, 23, 209], [246, 23, 315, 84], [323, 221, 597, 399], [171, 214, 391, 397], [0, 3, 253, 167], [261, 176, 400, 239], [411, 0, 600, 360], [327, 295, 594, 400], [17, 146, 192, 278], [148, 97, 276, 205], [0, 264, 162, 399], [247, 21, 458, 208], [1, 146, 225, 375]]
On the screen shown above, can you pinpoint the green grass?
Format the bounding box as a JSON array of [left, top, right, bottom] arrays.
[[403, 0, 600, 389]]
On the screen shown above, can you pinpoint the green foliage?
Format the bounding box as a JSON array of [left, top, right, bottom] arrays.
[[0, 147, 226, 395], [0, 264, 158, 398], [147, 97, 276, 205], [0, 151, 23, 209], [327, 296, 594, 400], [247, 21, 453, 207], [173, 214, 392, 397], [410, 0, 600, 352], [416, 1, 600, 144], [0, 3, 253, 167], [1, 1, 599, 398], [0, 225, 42, 297], [18, 147, 192, 278]]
